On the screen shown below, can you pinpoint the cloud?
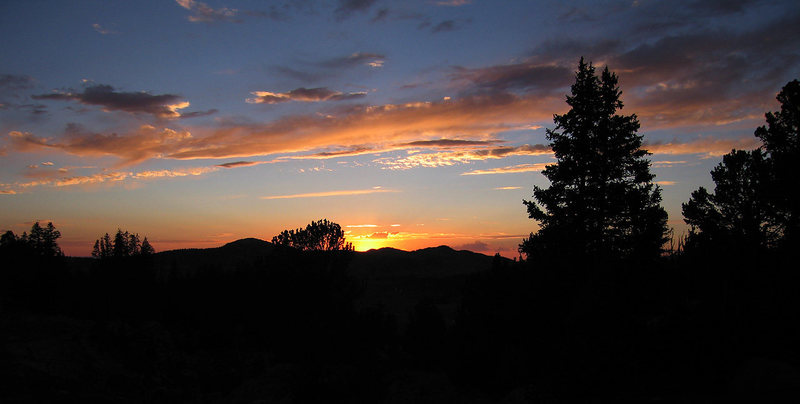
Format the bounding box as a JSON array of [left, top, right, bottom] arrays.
[[436, 0, 471, 6], [655, 180, 677, 186], [33, 84, 189, 118], [215, 160, 267, 168], [461, 163, 550, 175], [319, 52, 385, 69], [246, 87, 367, 104], [92, 23, 118, 35], [0, 74, 35, 92], [270, 52, 384, 84], [368, 232, 389, 239], [651, 160, 687, 168], [131, 167, 217, 179], [397, 139, 500, 148], [175, 0, 240, 23], [451, 63, 574, 94], [9, 91, 561, 166], [179, 109, 218, 119], [5, 165, 219, 193], [645, 136, 761, 157], [456, 240, 489, 251], [261, 188, 398, 200], [0, 190, 17, 195], [166, 92, 560, 161], [431, 20, 457, 33], [376, 144, 552, 170], [494, 186, 521, 190], [0, 74, 41, 113], [8, 124, 193, 166], [334, 0, 378, 19]]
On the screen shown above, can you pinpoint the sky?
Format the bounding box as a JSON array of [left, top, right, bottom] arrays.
[[1, 0, 799, 257]]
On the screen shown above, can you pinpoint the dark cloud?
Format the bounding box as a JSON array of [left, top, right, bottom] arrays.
[[431, 20, 457, 33], [0, 74, 35, 92], [368, 232, 388, 239], [399, 139, 500, 147], [179, 109, 218, 119], [371, 7, 389, 22], [319, 52, 385, 69], [335, 0, 378, 19], [216, 161, 260, 168], [175, 0, 241, 23], [0, 74, 45, 115], [686, 0, 763, 15], [452, 63, 573, 94], [247, 87, 367, 104], [33, 84, 187, 118], [456, 240, 489, 251], [476, 144, 551, 158], [309, 146, 375, 158], [271, 66, 324, 83], [272, 52, 384, 84]]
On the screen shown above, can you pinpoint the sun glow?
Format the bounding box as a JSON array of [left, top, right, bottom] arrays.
[[351, 238, 392, 252]]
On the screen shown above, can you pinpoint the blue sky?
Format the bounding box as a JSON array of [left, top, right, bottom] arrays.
[[2, 0, 799, 256]]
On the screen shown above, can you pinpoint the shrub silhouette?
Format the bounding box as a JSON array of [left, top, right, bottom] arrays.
[[272, 218, 353, 251]]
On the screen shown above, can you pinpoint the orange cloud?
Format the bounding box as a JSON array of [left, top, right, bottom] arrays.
[[376, 144, 552, 170], [645, 136, 761, 156], [461, 163, 550, 175], [4, 165, 219, 193], [9, 93, 559, 165], [246, 87, 367, 104], [261, 188, 399, 200]]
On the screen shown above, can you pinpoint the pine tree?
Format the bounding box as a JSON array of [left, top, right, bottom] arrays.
[[682, 149, 779, 252], [754, 79, 800, 246], [140, 237, 155, 256], [521, 58, 668, 261]]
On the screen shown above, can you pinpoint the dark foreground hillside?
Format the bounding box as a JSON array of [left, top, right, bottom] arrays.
[[3, 239, 800, 402]]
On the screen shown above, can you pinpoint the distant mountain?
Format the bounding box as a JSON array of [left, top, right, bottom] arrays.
[[348, 245, 499, 279], [148, 239, 506, 323], [152, 237, 277, 274]]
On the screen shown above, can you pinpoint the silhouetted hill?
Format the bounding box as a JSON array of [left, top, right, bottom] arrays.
[[349, 245, 499, 279], [348, 245, 508, 327], [151, 237, 278, 275]]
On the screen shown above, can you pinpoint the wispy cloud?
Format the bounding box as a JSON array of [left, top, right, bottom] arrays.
[[645, 136, 761, 157], [334, 0, 378, 19], [494, 186, 522, 190], [215, 160, 268, 168], [436, 0, 472, 6], [655, 180, 677, 186], [92, 23, 118, 35], [651, 160, 687, 168], [246, 87, 367, 104], [261, 187, 398, 200], [461, 163, 550, 175], [175, 0, 239, 23], [8, 125, 193, 166], [3, 165, 220, 194], [376, 144, 552, 170]]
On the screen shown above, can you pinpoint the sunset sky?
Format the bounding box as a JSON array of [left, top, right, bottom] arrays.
[[2, 0, 799, 256]]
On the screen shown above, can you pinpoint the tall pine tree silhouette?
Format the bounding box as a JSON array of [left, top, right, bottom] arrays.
[[521, 58, 668, 261]]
